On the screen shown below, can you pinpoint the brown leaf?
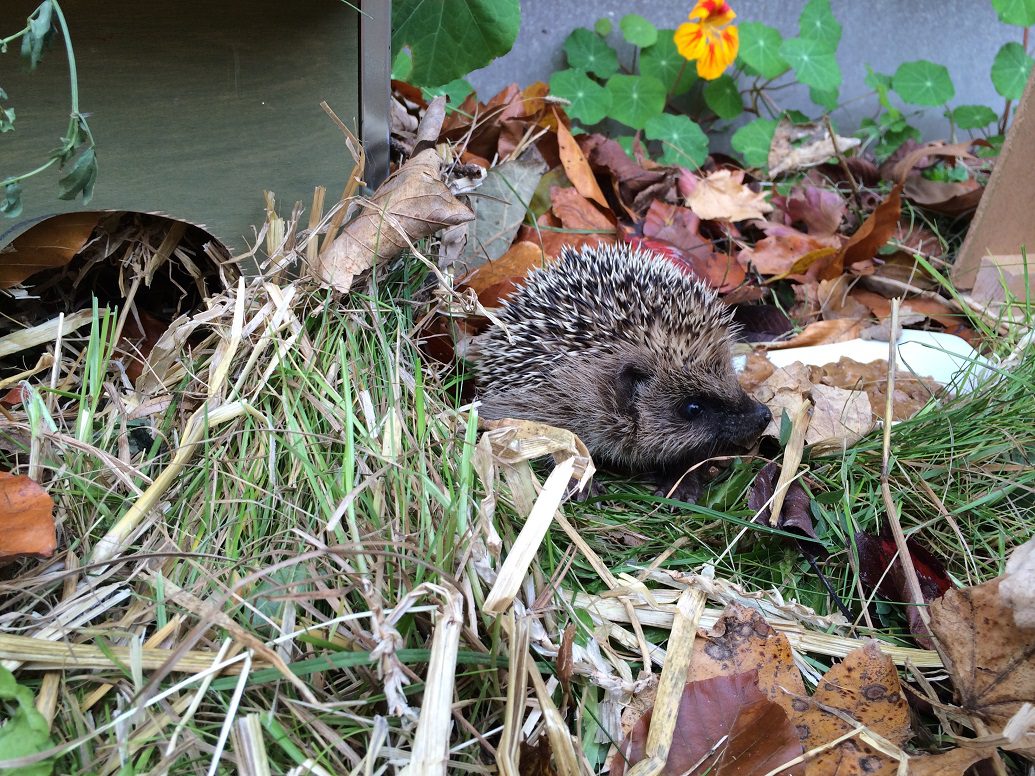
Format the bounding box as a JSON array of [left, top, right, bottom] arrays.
[[1, 212, 101, 289], [514, 211, 612, 258], [580, 134, 668, 206], [549, 186, 615, 233], [765, 319, 864, 349], [768, 119, 862, 177], [690, 603, 808, 720], [614, 672, 804, 776], [929, 577, 1035, 757], [790, 641, 911, 776], [740, 226, 839, 278], [807, 357, 941, 423], [459, 241, 547, 306], [749, 461, 820, 545], [118, 310, 171, 384], [682, 169, 774, 222], [0, 471, 57, 561], [519, 736, 559, 776], [782, 186, 847, 239], [808, 384, 872, 447], [555, 118, 609, 210], [906, 748, 989, 776], [829, 183, 903, 278], [311, 148, 474, 292]]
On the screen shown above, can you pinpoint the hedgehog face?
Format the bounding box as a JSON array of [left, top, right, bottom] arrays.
[[611, 355, 771, 470]]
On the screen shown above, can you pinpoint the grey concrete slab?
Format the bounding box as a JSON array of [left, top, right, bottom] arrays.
[[467, 1, 1019, 141]]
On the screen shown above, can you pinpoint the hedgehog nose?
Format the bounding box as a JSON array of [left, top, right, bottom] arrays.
[[753, 401, 772, 432]]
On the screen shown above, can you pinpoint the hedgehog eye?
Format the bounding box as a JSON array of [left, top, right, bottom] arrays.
[[682, 402, 703, 421]]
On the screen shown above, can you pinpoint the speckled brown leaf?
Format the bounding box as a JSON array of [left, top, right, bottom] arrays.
[[790, 641, 911, 776], [689, 603, 808, 720], [310, 148, 475, 292], [929, 578, 1035, 758], [613, 672, 804, 776], [0, 471, 57, 561], [906, 748, 988, 775]]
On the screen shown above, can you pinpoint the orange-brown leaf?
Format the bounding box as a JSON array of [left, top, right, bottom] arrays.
[[549, 186, 615, 233], [0, 471, 57, 561], [830, 183, 903, 278], [1, 212, 101, 289], [555, 118, 609, 209]]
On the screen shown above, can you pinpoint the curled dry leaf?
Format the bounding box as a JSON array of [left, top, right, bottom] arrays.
[[829, 183, 903, 278], [0, 471, 57, 561], [764, 319, 865, 349], [613, 672, 804, 776], [682, 168, 774, 222], [555, 118, 608, 209], [310, 148, 475, 292], [768, 119, 862, 177], [930, 576, 1035, 757], [749, 461, 822, 550]]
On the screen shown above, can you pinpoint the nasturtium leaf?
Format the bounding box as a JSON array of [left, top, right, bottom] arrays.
[[810, 85, 839, 111], [0, 183, 23, 217], [993, 0, 1035, 26], [0, 106, 13, 134], [58, 146, 97, 203], [549, 69, 612, 125], [0, 666, 55, 776], [620, 14, 657, 47], [640, 31, 696, 95], [644, 114, 708, 167], [780, 37, 841, 92], [703, 75, 743, 119], [422, 77, 474, 104], [20, 1, 54, 69], [594, 17, 612, 36], [951, 104, 999, 129], [798, 0, 841, 51], [605, 74, 666, 130], [564, 27, 619, 78], [392, 0, 520, 88], [738, 22, 789, 79], [991, 41, 1034, 100], [864, 68, 893, 92], [892, 60, 955, 106], [391, 49, 413, 81], [732, 118, 778, 168]]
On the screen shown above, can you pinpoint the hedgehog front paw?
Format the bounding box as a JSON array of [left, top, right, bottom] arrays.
[[652, 469, 701, 503], [565, 475, 606, 502]]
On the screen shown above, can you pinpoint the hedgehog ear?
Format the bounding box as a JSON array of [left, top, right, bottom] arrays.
[[616, 364, 649, 418]]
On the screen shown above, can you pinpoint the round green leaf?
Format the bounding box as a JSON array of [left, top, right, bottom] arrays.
[[392, 0, 520, 88], [951, 104, 999, 129], [605, 74, 666, 130], [892, 60, 955, 106], [644, 114, 708, 167], [422, 77, 474, 105], [594, 17, 612, 36], [564, 27, 619, 78], [738, 22, 789, 79], [731, 118, 778, 168], [391, 49, 413, 81], [620, 13, 657, 47], [809, 85, 838, 111], [798, 0, 841, 50], [640, 31, 696, 95], [780, 37, 841, 92], [549, 68, 612, 125], [991, 41, 1034, 100], [993, 0, 1035, 26], [703, 75, 743, 119]]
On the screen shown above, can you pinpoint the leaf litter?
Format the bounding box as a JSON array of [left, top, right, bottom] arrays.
[[0, 72, 1031, 775]]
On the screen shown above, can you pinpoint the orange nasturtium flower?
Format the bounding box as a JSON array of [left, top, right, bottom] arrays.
[[674, 1, 740, 80]]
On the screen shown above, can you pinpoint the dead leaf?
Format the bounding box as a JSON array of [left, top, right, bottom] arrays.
[[555, 118, 609, 209], [790, 641, 911, 775], [768, 119, 862, 177], [930, 577, 1035, 757], [549, 186, 615, 233], [0, 471, 57, 561], [311, 148, 475, 292], [0, 212, 101, 289], [807, 357, 940, 423], [459, 241, 547, 307], [905, 748, 989, 775], [691, 603, 809, 720], [739, 226, 839, 278], [737, 351, 777, 393], [682, 168, 774, 222], [749, 461, 821, 546], [807, 384, 872, 447], [764, 319, 864, 349], [783, 186, 846, 239], [829, 184, 903, 278], [1001, 538, 1035, 629], [519, 736, 559, 776], [514, 211, 612, 258], [818, 276, 870, 321], [613, 672, 804, 776]]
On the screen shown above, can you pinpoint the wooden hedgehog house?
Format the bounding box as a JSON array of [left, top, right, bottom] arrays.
[[0, 0, 391, 259]]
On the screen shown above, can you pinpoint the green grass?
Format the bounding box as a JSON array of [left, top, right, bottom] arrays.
[[1, 256, 1033, 773]]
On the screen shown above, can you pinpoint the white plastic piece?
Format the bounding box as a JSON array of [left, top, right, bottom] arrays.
[[738, 330, 993, 392]]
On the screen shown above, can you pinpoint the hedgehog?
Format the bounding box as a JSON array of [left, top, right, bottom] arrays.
[[469, 243, 772, 501]]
